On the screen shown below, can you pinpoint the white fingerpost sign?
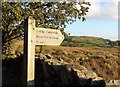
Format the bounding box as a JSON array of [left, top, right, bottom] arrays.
[[36, 28, 64, 45], [23, 16, 64, 86]]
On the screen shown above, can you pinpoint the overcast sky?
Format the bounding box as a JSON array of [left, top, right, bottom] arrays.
[[65, 0, 119, 41]]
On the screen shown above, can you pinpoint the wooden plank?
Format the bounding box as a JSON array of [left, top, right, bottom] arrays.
[[23, 16, 36, 86]]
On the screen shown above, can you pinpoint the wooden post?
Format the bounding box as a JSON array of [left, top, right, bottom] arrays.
[[23, 16, 36, 86]]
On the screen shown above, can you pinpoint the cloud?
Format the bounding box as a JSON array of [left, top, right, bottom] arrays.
[[84, 0, 119, 20]]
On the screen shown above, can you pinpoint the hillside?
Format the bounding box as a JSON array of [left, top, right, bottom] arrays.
[[61, 36, 120, 47], [2, 36, 120, 86], [39, 46, 120, 79], [3, 45, 120, 86]]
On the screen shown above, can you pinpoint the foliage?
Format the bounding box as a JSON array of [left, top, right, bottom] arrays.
[[2, 1, 90, 54], [88, 54, 101, 59]]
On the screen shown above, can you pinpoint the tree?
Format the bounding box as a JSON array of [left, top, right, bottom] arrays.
[[2, 1, 91, 54]]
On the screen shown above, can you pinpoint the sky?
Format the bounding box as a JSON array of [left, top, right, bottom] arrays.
[[65, 0, 119, 41]]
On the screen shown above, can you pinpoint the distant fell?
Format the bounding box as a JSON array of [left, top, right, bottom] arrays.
[[61, 36, 120, 47]]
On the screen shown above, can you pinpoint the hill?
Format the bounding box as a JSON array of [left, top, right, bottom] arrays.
[[61, 36, 120, 47]]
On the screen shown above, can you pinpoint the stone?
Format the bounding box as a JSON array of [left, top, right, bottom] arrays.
[[113, 80, 120, 86], [83, 70, 97, 79], [43, 62, 50, 78], [92, 79, 105, 86], [106, 80, 115, 86], [74, 69, 86, 78], [39, 53, 46, 59], [45, 54, 53, 59], [79, 78, 92, 86], [59, 66, 70, 85], [72, 65, 88, 71], [93, 77, 103, 81]]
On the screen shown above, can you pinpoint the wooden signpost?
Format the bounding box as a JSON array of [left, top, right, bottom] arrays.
[[23, 16, 64, 86]]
